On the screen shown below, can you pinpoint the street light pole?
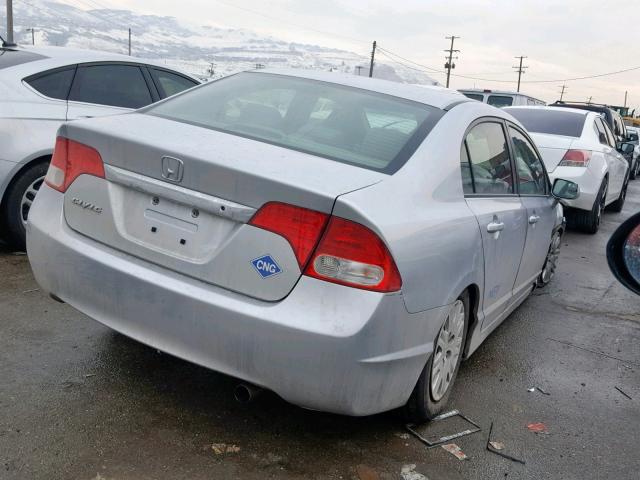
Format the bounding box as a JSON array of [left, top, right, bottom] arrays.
[[6, 0, 16, 46]]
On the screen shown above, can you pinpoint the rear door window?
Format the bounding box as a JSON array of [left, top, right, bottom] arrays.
[[69, 64, 153, 109], [487, 95, 514, 107], [149, 68, 198, 98], [463, 122, 514, 194], [25, 67, 75, 100], [601, 119, 616, 147], [509, 127, 548, 195], [594, 118, 609, 146]]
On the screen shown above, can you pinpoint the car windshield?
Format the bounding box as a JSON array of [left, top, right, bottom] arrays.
[[487, 95, 514, 107], [146, 72, 443, 173], [506, 108, 586, 137]]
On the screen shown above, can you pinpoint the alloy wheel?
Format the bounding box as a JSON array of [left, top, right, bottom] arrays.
[[20, 175, 45, 227], [430, 299, 465, 402]]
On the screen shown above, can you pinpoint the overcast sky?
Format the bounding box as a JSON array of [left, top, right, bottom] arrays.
[[96, 0, 640, 109]]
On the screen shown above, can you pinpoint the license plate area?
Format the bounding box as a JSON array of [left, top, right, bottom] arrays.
[[117, 188, 238, 262]]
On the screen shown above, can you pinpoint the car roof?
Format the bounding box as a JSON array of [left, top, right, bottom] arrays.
[[505, 105, 592, 116], [0, 45, 198, 81], [257, 68, 468, 110], [459, 88, 532, 96]]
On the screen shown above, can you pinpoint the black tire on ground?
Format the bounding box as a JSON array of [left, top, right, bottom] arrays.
[[404, 290, 470, 423], [608, 178, 628, 213], [568, 178, 607, 234], [2, 161, 49, 251]]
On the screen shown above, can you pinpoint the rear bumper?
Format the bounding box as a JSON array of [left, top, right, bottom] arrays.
[[27, 185, 448, 416]]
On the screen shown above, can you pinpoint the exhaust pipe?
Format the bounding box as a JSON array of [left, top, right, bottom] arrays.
[[234, 383, 263, 404]]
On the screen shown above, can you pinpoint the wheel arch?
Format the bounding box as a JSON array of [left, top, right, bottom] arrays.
[[0, 154, 52, 212]]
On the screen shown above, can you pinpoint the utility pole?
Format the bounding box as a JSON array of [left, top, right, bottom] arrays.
[[128, 28, 131, 56], [6, 0, 16, 46], [27, 27, 35, 45], [355, 65, 363, 76], [559, 84, 567, 101], [587, 96, 593, 104], [369, 40, 376, 78], [513, 56, 528, 92], [208, 62, 215, 77], [624, 90, 628, 108], [444, 35, 460, 88]]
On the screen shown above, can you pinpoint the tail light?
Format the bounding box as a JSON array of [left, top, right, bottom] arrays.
[[249, 202, 329, 268], [250, 202, 402, 292], [559, 149, 591, 167], [305, 217, 402, 292], [44, 137, 105, 193]]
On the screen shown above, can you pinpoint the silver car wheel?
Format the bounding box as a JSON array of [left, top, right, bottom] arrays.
[[430, 299, 465, 402], [20, 175, 45, 227], [540, 231, 561, 285]]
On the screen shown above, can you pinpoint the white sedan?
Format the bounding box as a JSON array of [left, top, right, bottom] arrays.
[[506, 106, 629, 233], [0, 46, 200, 249]]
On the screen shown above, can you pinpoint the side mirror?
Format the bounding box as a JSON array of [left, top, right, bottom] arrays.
[[552, 178, 580, 200], [607, 212, 640, 295], [620, 142, 635, 154]]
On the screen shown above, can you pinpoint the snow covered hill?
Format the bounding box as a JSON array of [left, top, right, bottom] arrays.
[[7, 0, 439, 85]]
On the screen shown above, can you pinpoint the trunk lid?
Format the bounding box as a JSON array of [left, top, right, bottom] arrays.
[[60, 113, 384, 301], [530, 132, 576, 173]]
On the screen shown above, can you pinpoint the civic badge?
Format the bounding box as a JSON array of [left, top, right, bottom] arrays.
[[251, 254, 282, 278], [161, 156, 184, 183]]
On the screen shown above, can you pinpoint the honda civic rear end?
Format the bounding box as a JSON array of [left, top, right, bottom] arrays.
[[27, 71, 455, 416]]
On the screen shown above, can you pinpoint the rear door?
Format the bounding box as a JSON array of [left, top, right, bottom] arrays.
[[66, 63, 155, 120], [599, 118, 627, 198], [461, 120, 527, 327], [508, 124, 556, 294]]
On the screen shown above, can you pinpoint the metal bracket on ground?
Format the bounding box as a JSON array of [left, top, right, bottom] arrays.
[[405, 409, 482, 448]]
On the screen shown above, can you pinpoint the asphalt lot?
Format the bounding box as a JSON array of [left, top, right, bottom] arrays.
[[1, 185, 639, 480]]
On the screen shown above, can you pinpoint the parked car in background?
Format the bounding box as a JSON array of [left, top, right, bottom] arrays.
[[28, 70, 579, 420], [549, 101, 628, 144], [458, 89, 545, 108], [624, 125, 640, 179], [0, 46, 200, 249], [505, 106, 630, 233]]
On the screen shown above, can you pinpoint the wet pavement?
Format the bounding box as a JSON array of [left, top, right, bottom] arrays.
[[1, 184, 639, 480]]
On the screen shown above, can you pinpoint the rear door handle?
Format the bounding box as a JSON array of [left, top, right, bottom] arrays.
[[487, 221, 505, 233], [529, 214, 540, 224]]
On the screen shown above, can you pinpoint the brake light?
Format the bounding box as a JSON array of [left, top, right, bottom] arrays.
[[304, 217, 402, 292], [559, 149, 591, 167], [44, 137, 105, 193], [249, 202, 329, 268]]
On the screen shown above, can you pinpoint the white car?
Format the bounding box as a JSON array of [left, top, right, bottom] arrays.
[[0, 46, 200, 248], [458, 89, 545, 108], [506, 106, 629, 233]]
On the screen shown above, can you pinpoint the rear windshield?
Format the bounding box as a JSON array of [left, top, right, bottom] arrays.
[[147, 72, 443, 173], [462, 93, 484, 102], [506, 108, 586, 137], [0, 49, 47, 70], [487, 95, 514, 107]]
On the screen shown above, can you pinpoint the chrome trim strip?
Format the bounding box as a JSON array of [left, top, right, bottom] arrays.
[[104, 164, 256, 223]]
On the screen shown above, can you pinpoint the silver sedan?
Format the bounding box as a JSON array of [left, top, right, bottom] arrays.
[[27, 69, 578, 420]]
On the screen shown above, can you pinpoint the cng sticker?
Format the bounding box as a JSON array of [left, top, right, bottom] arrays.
[[251, 254, 282, 278]]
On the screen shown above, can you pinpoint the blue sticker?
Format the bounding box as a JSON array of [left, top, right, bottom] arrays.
[[251, 254, 282, 278]]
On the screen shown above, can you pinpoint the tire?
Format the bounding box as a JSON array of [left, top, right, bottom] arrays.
[[537, 229, 562, 287], [608, 177, 628, 213], [2, 161, 49, 251], [569, 179, 607, 234], [404, 290, 470, 423]]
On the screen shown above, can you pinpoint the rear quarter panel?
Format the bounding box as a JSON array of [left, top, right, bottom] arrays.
[[334, 103, 489, 314]]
